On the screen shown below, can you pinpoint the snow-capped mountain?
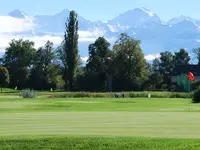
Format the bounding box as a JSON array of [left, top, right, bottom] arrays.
[[8, 9, 28, 18], [2, 7, 200, 59], [167, 15, 200, 25], [107, 7, 161, 27]]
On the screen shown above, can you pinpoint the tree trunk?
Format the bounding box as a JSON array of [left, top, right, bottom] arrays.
[[68, 73, 73, 91]]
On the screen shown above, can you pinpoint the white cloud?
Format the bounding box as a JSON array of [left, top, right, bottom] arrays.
[[145, 53, 160, 61], [81, 54, 160, 64], [0, 15, 116, 58], [0, 15, 109, 51], [0, 16, 35, 33], [196, 40, 200, 43], [0, 34, 63, 52], [78, 28, 105, 38], [81, 57, 89, 63]]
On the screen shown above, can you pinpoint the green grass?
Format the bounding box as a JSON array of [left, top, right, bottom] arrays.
[[1, 136, 200, 150], [1, 97, 200, 149], [0, 98, 197, 112]]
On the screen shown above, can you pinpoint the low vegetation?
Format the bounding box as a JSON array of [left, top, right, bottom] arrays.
[[49, 91, 192, 98], [20, 89, 37, 98], [192, 86, 200, 103]]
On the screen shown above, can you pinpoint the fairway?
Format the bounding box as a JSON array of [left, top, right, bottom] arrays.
[[1, 97, 200, 149], [0, 97, 199, 138], [1, 112, 200, 138]]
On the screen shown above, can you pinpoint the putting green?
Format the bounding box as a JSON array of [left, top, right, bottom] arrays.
[[1, 111, 200, 138]]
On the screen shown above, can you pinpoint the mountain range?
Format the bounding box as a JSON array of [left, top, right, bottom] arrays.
[[2, 7, 200, 60]]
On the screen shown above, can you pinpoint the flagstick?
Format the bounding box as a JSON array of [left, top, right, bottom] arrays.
[[189, 79, 191, 113]]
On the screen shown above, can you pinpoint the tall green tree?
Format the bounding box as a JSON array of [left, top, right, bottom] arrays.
[[86, 37, 111, 73], [3, 39, 36, 89], [174, 48, 190, 65], [84, 37, 111, 91], [112, 33, 148, 91], [63, 10, 79, 91], [0, 66, 10, 92]]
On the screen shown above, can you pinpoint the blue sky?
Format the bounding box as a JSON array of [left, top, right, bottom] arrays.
[[1, 0, 200, 21]]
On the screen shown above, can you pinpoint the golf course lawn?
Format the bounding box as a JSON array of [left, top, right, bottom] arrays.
[[1, 97, 200, 149]]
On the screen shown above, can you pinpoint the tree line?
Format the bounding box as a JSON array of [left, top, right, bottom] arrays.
[[0, 10, 200, 92]]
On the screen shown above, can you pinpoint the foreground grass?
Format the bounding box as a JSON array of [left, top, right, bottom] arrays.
[[1, 136, 200, 150]]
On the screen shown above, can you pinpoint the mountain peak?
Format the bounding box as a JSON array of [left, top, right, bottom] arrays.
[[131, 7, 155, 17], [55, 9, 70, 16], [140, 7, 154, 17], [107, 7, 160, 26], [8, 9, 27, 18], [167, 15, 197, 25], [171, 19, 199, 30]]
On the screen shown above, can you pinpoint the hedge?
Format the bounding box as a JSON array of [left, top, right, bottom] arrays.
[[48, 91, 192, 98]]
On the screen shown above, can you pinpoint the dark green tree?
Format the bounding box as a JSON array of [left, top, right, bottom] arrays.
[[84, 37, 111, 91], [0, 66, 10, 92], [3, 39, 36, 89], [159, 51, 174, 75], [30, 41, 56, 89], [112, 33, 148, 91], [174, 48, 190, 65], [34, 41, 55, 71], [145, 72, 163, 90], [63, 10, 79, 91], [143, 58, 164, 91], [158, 51, 175, 88], [86, 37, 111, 73]]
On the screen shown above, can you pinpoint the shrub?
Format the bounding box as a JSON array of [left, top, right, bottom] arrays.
[[20, 89, 37, 98], [49, 92, 113, 98], [49, 91, 192, 99], [192, 86, 200, 103]]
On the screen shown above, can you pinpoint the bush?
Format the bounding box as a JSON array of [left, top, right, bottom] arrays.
[[20, 89, 37, 98], [49, 91, 192, 99], [192, 86, 200, 103], [49, 92, 112, 98]]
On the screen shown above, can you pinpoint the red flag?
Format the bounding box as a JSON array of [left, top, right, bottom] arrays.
[[188, 72, 194, 81]]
